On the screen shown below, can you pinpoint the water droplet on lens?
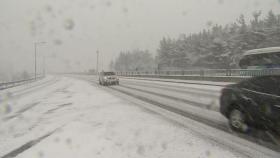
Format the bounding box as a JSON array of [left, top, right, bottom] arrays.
[[122, 7, 128, 14], [64, 19, 75, 30]]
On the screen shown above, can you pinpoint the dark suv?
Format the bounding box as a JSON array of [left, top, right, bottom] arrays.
[[220, 75, 280, 135], [98, 71, 119, 86]]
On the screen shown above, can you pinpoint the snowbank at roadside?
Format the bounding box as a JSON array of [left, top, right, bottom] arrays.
[[120, 76, 233, 86]]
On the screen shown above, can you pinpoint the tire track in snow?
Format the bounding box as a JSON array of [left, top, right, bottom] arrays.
[[0, 127, 61, 158]]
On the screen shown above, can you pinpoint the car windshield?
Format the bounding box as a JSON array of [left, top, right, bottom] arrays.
[[1, 0, 280, 158]]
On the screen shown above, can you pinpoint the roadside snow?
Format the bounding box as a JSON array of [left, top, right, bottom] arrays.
[[119, 77, 226, 92], [0, 76, 54, 96], [120, 76, 234, 86], [1, 76, 247, 158], [0, 76, 57, 117]]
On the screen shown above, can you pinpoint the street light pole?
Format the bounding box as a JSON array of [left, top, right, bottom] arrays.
[[43, 56, 46, 76], [34, 42, 46, 80], [101, 51, 104, 71], [96, 50, 99, 75], [34, 43, 37, 80]]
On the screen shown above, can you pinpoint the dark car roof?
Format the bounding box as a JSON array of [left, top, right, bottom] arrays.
[[244, 47, 280, 56]]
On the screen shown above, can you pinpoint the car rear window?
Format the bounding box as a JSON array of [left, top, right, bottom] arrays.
[[104, 72, 116, 76]]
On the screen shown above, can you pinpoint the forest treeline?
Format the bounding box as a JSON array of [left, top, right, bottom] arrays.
[[112, 11, 280, 71]]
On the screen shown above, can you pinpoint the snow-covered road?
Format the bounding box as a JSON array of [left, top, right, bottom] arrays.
[[0, 76, 278, 158]]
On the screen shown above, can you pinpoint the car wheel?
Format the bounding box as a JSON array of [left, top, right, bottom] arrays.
[[229, 109, 248, 132]]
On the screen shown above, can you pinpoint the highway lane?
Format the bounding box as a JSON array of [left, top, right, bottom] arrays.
[[74, 75, 280, 153], [120, 80, 220, 111]]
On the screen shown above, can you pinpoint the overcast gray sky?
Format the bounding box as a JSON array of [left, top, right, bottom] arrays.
[[0, 0, 280, 75]]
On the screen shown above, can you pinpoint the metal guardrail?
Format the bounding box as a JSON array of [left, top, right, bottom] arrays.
[[116, 68, 280, 77], [0, 76, 44, 91]]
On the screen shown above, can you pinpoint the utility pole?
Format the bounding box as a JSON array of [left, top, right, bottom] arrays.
[[96, 50, 99, 75], [34, 43, 37, 80], [43, 56, 46, 77], [101, 51, 104, 71], [34, 42, 46, 80]]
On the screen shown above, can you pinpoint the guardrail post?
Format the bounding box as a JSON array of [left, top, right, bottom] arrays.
[[226, 69, 232, 76]]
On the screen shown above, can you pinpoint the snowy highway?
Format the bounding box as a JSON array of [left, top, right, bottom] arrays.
[[2, 0, 280, 157], [0, 75, 279, 158]]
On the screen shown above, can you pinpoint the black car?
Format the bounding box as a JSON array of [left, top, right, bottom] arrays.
[[98, 71, 119, 86], [220, 75, 280, 135]]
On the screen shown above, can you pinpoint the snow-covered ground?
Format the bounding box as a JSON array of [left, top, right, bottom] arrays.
[[120, 76, 234, 86], [0, 76, 272, 158]]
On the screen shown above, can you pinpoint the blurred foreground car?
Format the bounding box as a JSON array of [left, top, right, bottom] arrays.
[[220, 75, 280, 136], [99, 71, 119, 86]]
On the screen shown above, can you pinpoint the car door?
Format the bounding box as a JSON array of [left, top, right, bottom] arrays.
[[255, 76, 280, 122], [241, 76, 280, 125], [238, 78, 262, 123]]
